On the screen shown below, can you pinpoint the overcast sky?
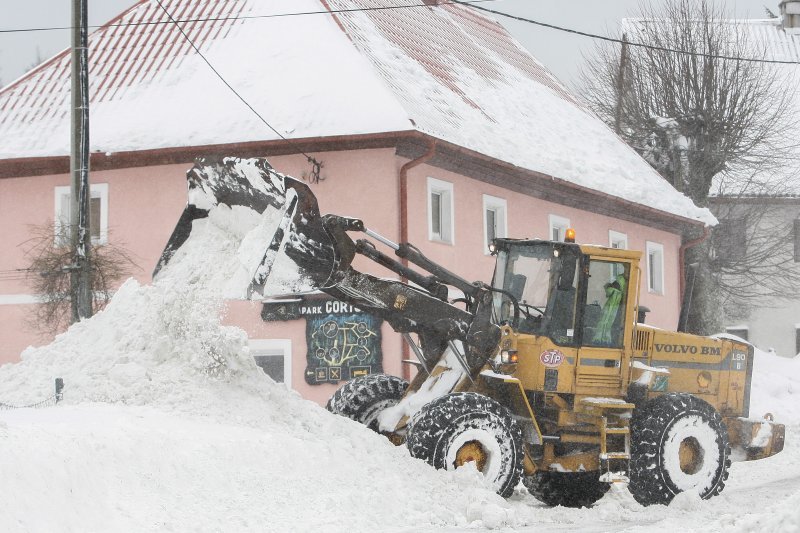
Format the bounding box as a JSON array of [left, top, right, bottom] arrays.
[[0, 0, 775, 89]]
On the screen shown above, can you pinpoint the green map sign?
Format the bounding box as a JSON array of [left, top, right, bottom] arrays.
[[262, 298, 383, 385]]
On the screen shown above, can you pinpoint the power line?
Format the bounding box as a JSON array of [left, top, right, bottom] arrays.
[[4, 0, 795, 66], [451, 0, 800, 65], [0, 0, 495, 34], [0, 268, 36, 281]]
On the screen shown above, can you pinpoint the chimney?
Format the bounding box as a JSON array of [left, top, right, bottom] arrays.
[[780, 0, 800, 29]]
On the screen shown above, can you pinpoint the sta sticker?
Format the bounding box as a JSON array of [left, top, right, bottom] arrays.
[[540, 349, 564, 368]]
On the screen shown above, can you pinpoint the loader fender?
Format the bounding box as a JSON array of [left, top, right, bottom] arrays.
[[477, 370, 542, 448]]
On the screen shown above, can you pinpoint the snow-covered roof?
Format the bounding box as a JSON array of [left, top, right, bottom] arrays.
[[0, 0, 713, 225]]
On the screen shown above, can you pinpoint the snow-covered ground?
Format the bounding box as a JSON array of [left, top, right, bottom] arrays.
[[1, 297, 797, 533], [0, 183, 797, 531]]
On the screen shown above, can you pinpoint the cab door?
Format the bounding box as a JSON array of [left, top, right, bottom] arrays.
[[575, 258, 634, 395]]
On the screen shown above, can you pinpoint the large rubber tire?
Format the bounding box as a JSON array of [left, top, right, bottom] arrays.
[[523, 471, 610, 508], [629, 393, 730, 506], [406, 392, 523, 498], [326, 374, 409, 432]]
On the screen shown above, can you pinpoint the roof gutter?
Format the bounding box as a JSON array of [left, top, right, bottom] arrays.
[[398, 138, 436, 380], [399, 138, 437, 251]]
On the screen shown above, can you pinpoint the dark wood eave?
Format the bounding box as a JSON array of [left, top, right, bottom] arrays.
[[0, 130, 703, 234], [396, 136, 705, 235], [709, 195, 800, 205]]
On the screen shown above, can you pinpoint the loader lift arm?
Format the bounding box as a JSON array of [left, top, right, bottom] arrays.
[[154, 157, 501, 377], [314, 214, 501, 376]]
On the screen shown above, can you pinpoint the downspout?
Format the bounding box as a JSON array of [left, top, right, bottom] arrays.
[[398, 138, 437, 380], [678, 225, 710, 298]]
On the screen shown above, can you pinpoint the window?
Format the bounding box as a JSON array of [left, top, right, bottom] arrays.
[[483, 195, 507, 253], [794, 219, 800, 263], [713, 217, 747, 265], [725, 327, 749, 342], [646, 241, 664, 294], [609, 231, 628, 278], [249, 339, 292, 389], [609, 230, 628, 250], [54, 183, 108, 245], [427, 177, 454, 244], [583, 260, 629, 348], [549, 214, 570, 242]]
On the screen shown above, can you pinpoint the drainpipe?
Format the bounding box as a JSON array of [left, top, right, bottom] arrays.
[[398, 138, 437, 380], [678, 225, 710, 304]]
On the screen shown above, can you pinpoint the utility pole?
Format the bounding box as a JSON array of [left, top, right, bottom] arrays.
[[614, 35, 629, 135], [70, 0, 92, 321]]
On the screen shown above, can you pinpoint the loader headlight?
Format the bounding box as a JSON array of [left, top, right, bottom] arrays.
[[500, 350, 518, 364]]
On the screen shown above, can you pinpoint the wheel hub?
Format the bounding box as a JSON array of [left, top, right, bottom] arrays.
[[678, 436, 703, 475], [454, 440, 488, 472]]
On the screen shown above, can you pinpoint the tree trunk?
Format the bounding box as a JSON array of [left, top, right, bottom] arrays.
[[684, 240, 723, 335]]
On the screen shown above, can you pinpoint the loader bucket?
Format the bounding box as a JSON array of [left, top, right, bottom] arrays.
[[153, 157, 344, 299]]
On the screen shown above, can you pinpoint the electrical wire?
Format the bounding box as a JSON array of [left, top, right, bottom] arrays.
[[3, 0, 796, 65], [449, 0, 800, 65], [0, 269, 36, 281], [0, 0, 496, 34]]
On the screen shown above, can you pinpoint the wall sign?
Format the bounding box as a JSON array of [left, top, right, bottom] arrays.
[[262, 298, 384, 385]]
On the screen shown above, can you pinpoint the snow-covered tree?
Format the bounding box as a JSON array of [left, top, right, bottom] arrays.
[[580, 0, 800, 335]]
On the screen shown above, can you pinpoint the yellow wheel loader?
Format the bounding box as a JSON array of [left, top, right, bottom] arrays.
[[158, 157, 785, 507]]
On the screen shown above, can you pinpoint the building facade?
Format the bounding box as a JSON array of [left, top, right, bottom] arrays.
[[712, 195, 800, 358], [0, 0, 711, 404], [711, 3, 800, 358]]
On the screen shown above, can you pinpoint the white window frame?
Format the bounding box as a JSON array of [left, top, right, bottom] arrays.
[[54, 183, 109, 245], [249, 338, 292, 390], [609, 230, 628, 250], [427, 177, 454, 244], [646, 241, 665, 295], [549, 214, 570, 242], [482, 194, 507, 254]]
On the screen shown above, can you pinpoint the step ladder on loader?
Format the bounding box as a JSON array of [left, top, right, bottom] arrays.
[[579, 398, 633, 484]]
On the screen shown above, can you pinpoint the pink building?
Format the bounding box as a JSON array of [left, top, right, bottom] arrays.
[[0, 0, 713, 404]]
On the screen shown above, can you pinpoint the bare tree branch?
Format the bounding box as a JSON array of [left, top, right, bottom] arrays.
[[21, 222, 139, 334], [580, 0, 800, 334]]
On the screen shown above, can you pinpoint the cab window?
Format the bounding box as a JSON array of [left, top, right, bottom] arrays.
[[582, 260, 629, 348]]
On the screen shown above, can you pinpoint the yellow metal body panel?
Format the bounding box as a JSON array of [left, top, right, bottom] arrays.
[[629, 325, 752, 417]]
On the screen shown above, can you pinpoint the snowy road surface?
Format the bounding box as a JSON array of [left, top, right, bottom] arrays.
[[0, 404, 797, 532]]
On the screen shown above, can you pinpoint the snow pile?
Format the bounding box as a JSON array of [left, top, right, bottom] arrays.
[[749, 347, 800, 425], [0, 176, 541, 531], [717, 348, 800, 533], [730, 488, 800, 533]]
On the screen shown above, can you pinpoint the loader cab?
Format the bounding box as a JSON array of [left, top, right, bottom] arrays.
[[491, 239, 582, 344], [491, 238, 636, 350]]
